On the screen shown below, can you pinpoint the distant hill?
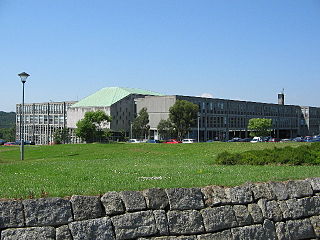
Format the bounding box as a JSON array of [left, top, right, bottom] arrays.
[[0, 111, 16, 128]]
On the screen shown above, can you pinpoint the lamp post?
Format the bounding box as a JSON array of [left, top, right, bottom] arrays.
[[197, 112, 200, 142], [18, 72, 30, 160]]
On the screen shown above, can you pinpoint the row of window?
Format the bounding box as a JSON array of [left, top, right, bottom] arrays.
[[16, 103, 74, 114], [17, 114, 66, 125], [193, 100, 300, 117]]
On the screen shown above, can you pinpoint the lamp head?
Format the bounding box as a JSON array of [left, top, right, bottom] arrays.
[[18, 72, 30, 83]]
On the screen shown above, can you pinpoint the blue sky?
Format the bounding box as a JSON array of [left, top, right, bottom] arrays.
[[1, 0, 319, 112]]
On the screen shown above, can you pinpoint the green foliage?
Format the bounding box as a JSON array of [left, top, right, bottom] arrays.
[[157, 119, 176, 140], [248, 118, 272, 137], [132, 107, 150, 139], [75, 110, 112, 143], [169, 100, 199, 139], [0, 126, 16, 142], [216, 142, 320, 165], [53, 128, 70, 144], [0, 111, 16, 128]]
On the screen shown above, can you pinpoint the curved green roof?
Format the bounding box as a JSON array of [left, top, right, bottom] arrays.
[[72, 87, 163, 107]]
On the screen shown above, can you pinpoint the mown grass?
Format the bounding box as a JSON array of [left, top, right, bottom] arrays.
[[0, 142, 319, 199]]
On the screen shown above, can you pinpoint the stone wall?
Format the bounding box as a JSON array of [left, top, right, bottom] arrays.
[[1, 178, 320, 240]]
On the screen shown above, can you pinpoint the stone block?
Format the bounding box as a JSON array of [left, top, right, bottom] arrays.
[[287, 180, 313, 198], [233, 205, 253, 226], [286, 219, 316, 239], [101, 191, 125, 215], [23, 197, 73, 227], [70, 195, 103, 221], [275, 222, 290, 240], [268, 181, 288, 200], [263, 219, 277, 240], [197, 230, 233, 240], [0, 201, 24, 229], [225, 185, 253, 204], [201, 205, 237, 232], [56, 225, 72, 240], [250, 182, 276, 201], [1, 227, 55, 240], [298, 196, 320, 216], [306, 177, 320, 192], [201, 185, 230, 206], [143, 188, 169, 210], [112, 210, 157, 239], [278, 199, 305, 220], [231, 224, 265, 240], [167, 210, 204, 235], [258, 199, 283, 222], [247, 203, 263, 223], [69, 217, 114, 240], [120, 191, 147, 212], [153, 210, 169, 235], [310, 216, 320, 238], [166, 188, 204, 210]]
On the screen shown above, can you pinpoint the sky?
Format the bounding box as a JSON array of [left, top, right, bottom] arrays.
[[0, 0, 320, 112]]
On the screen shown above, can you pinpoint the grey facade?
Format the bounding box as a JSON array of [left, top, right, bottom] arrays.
[[136, 95, 320, 141]]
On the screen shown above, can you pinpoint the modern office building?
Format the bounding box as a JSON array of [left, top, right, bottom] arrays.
[[135, 94, 311, 141], [16, 87, 320, 144], [16, 101, 77, 145]]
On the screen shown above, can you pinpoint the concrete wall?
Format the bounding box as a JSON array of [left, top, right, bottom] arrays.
[[136, 96, 176, 130], [1, 178, 320, 239], [67, 106, 111, 129]]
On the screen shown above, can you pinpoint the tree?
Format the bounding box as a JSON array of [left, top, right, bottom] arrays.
[[248, 118, 273, 137], [157, 119, 176, 140], [53, 128, 70, 144], [169, 100, 199, 140], [75, 110, 112, 143], [0, 126, 16, 142], [132, 108, 150, 139]]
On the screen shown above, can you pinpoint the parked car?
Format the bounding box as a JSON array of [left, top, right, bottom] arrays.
[[146, 139, 160, 143], [182, 139, 195, 144], [250, 137, 262, 143], [268, 138, 281, 142], [239, 138, 252, 142], [0, 139, 6, 145], [304, 136, 313, 142], [128, 139, 141, 143], [163, 139, 181, 144], [262, 136, 272, 142], [280, 139, 291, 142], [292, 137, 304, 142], [4, 142, 17, 146], [227, 137, 241, 142], [311, 137, 320, 142]]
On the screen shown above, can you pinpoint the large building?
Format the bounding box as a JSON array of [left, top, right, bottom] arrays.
[[16, 101, 77, 145], [16, 87, 320, 144]]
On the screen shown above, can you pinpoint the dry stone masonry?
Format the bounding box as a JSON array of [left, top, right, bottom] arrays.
[[1, 178, 320, 240]]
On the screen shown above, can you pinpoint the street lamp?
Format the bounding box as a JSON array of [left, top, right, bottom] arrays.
[[197, 112, 200, 142], [18, 72, 30, 160]]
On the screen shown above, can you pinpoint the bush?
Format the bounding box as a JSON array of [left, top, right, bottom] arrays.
[[215, 142, 320, 165]]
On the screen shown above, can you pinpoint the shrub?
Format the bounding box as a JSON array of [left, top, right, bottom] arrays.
[[215, 142, 320, 165]]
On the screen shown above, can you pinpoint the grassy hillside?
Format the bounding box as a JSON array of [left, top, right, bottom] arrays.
[[0, 111, 16, 128], [0, 142, 319, 199]]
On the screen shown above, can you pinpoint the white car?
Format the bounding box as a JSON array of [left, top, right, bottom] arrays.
[[250, 137, 262, 143], [182, 139, 195, 144], [128, 139, 141, 143]]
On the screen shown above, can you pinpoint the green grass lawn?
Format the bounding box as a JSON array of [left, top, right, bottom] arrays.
[[0, 142, 319, 199]]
